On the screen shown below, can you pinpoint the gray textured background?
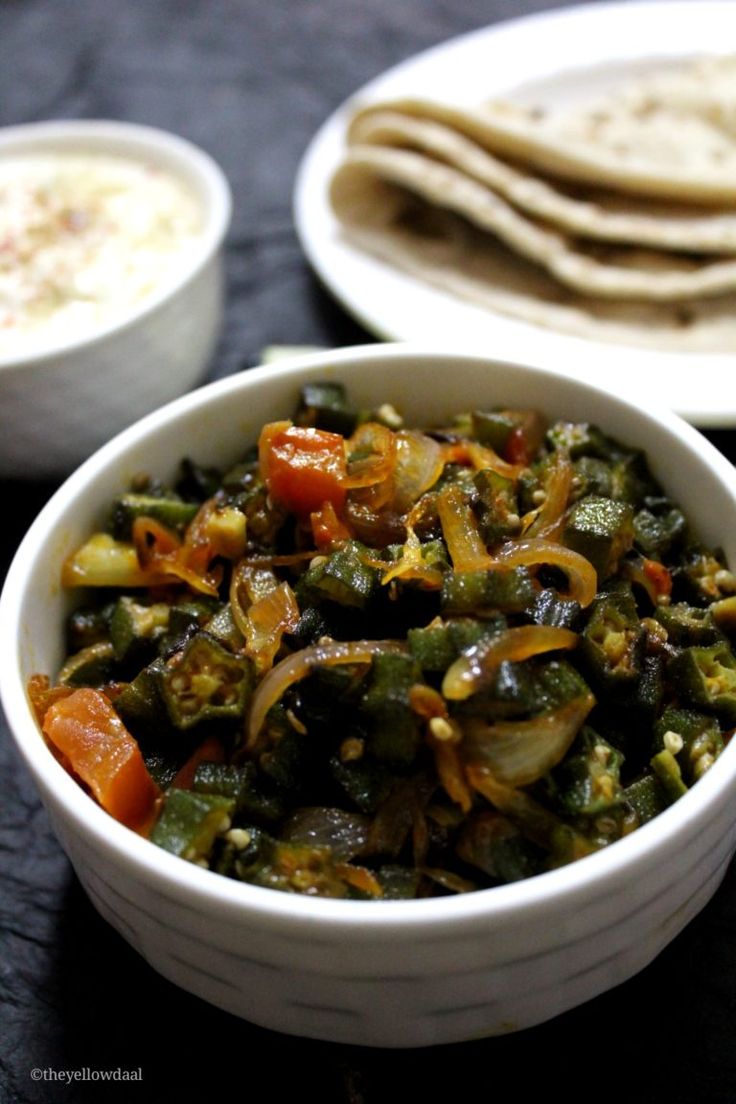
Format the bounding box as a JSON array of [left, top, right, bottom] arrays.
[[1, 2, 735, 1101]]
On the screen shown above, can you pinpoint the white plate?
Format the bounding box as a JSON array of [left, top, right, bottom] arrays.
[[294, 1, 736, 427]]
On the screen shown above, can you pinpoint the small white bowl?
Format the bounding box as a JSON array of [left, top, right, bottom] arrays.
[[2, 345, 736, 1047], [0, 119, 231, 478]]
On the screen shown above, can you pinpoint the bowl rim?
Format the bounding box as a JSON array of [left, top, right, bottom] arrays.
[[3, 342, 736, 936], [0, 118, 232, 371]]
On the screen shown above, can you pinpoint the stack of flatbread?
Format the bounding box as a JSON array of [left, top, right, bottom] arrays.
[[329, 55, 736, 350]]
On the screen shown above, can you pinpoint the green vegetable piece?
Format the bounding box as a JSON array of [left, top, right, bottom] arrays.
[[528, 589, 581, 630], [109, 596, 170, 664], [474, 468, 520, 545], [550, 727, 624, 816], [650, 749, 688, 804], [109, 492, 199, 540], [160, 633, 254, 729], [654, 706, 724, 783], [633, 507, 687, 558], [668, 643, 736, 723], [470, 410, 517, 452], [231, 831, 357, 898], [66, 604, 113, 652], [204, 603, 246, 651], [457, 811, 544, 883], [712, 596, 736, 635], [150, 789, 234, 861], [330, 754, 394, 814], [296, 541, 379, 610], [581, 587, 644, 686], [546, 422, 616, 460], [441, 566, 536, 615], [654, 602, 724, 647], [193, 761, 287, 822], [361, 653, 423, 766], [114, 658, 168, 736], [296, 381, 357, 436], [622, 774, 667, 825], [407, 617, 504, 673], [563, 496, 635, 580], [58, 641, 117, 687], [571, 457, 613, 501]]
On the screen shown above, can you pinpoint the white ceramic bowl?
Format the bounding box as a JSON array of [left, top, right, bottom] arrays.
[[2, 345, 736, 1048], [0, 119, 231, 478]]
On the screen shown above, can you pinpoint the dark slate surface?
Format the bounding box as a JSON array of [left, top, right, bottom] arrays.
[[1, 2, 735, 1101]]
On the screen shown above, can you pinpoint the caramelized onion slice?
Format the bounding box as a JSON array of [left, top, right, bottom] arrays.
[[490, 538, 597, 607], [522, 450, 573, 541], [246, 638, 406, 749], [463, 691, 595, 787], [442, 625, 579, 701], [437, 483, 491, 573]]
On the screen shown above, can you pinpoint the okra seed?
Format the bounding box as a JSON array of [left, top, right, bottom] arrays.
[[226, 828, 252, 849], [532, 489, 546, 505], [663, 730, 684, 755], [715, 569, 736, 593], [340, 737, 364, 762], [429, 717, 459, 743]]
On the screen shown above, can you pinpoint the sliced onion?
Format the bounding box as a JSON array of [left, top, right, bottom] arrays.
[[390, 430, 446, 514], [344, 421, 396, 492], [244, 581, 300, 674], [437, 483, 492, 573], [489, 538, 597, 607], [381, 522, 444, 589], [466, 766, 567, 850], [246, 638, 406, 748], [430, 738, 473, 813], [442, 625, 579, 701], [462, 693, 595, 787], [445, 439, 524, 480], [522, 450, 573, 541]]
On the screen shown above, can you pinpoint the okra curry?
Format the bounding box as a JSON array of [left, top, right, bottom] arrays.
[[30, 383, 736, 899]]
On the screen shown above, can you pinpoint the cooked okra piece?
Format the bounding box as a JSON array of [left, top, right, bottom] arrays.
[[633, 506, 687, 558], [407, 617, 504, 673], [622, 774, 667, 824], [441, 566, 536, 615], [160, 633, 254, 729], [114, 657, 169, 736], [653, 602, 723, 647], [563, 496, 635, 580], [527, 588, 581, 630], [150, 789, 235, 862], [360, 653, 423, 766], [550, 727, 624, 815], [473, 468, 520, 544], [667, 643, 736, 723], [457, 811, 544, 883], [653, 706, 723, 784], [193, 761, 287, 822], [109, 596, 171, 664], [296, 541, 379, 609], [58, 641, 117, 687], [581, 587, 644, 686], [296, 381, 358, 436], [650, 749, 688, 803], [109, 492, 199, 540]]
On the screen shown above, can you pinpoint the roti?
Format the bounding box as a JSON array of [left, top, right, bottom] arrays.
[[330, 155, 736, 351], [349, 109, 736, 253]]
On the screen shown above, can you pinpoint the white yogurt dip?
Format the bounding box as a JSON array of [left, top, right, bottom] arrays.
[[0, 152, 203, 356]]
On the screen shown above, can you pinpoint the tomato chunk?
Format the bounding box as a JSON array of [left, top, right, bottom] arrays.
[[42, 688, 160, 832], [259, 421, 347, 517]]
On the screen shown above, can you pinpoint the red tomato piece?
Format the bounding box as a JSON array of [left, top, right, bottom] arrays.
[[259, 421, 347, 517], [42, 688, 160, 832]]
